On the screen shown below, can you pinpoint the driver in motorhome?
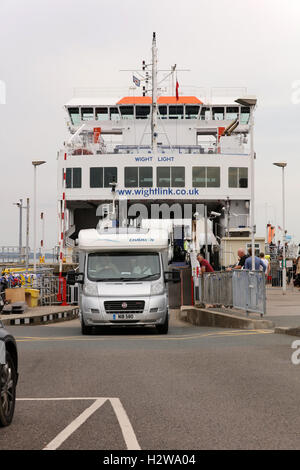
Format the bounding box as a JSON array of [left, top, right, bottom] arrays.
[[129, 256, 152, 276]]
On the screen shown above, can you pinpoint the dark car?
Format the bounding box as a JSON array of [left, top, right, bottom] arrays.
[[0, 320, 18, 426]]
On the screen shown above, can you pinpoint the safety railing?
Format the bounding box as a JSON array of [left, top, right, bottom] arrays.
[[113, 144, 248, 155], [194, 270, 266, 316], [0, 269, 79, 307], [231, 270, 266, 316]]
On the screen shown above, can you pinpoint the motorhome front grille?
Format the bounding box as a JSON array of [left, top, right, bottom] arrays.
[[104, 300, 145, 314]]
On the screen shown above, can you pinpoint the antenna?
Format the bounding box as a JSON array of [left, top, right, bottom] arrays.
[[119, 33, 191, 151]]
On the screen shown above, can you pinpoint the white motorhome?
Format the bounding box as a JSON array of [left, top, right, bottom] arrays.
[[67, 227, 179, 334]]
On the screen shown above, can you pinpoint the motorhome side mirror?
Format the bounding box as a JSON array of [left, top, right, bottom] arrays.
[[66, 270, 76, 286], [164, 271, 180, 283], [76, 273, 84, 284], [66, 271, 84, 285]]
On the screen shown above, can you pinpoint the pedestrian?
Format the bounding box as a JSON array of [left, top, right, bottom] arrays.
[[292, 258, 297, 285], [244, 248, 266, 272], [294, 256, 300, 288], [226, 248, 248, 271], [196, 253, 215, 308], [197, 253, 214, 274], [259, 252, 270, 275], [183, 238, 191, 265], [183, 238, 189, 252]]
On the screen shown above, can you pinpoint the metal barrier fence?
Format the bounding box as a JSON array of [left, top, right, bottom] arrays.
[[232, 270, 266, 316], [37, 276, 78, 306], [194, 270, 266, 316], [1, 268, 79, 307]]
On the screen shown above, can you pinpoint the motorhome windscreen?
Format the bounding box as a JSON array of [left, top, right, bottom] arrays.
[[87, 252, 161, 281]]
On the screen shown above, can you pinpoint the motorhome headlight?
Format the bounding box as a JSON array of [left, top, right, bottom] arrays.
[[150, 279, 164, 296], [83, 282, 98, 297]]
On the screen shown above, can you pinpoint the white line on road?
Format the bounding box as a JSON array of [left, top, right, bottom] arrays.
[[43, 398, 107, 450], [110, 398, 141, 450], [17, 397, 108, 401], [16, 397, 141, 451]]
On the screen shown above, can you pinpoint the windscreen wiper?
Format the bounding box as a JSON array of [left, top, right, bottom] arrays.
[[97, 277, 142, 282], [135, 273, 160, 280], [96, 275, 160, 282]]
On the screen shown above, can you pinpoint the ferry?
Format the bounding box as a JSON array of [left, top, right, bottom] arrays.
[[57, 33, 256, 269]]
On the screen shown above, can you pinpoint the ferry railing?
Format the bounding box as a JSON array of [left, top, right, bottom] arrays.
[[194, 270, 266, 317], [113, 144, 248, 155], [228, 214, 249, 229]]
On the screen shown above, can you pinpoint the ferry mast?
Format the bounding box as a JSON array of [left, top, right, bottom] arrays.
[[151, 32, 158, 154]]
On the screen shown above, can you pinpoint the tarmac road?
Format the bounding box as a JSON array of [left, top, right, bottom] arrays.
[[1, 313, 300, 450]]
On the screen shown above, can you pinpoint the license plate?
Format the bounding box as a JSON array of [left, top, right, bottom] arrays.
[[112, 313, 135, 320]]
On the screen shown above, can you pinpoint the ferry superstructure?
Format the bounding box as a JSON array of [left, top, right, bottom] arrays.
[[57, 33, 254, 267]]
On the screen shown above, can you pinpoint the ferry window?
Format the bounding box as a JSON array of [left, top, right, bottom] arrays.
[[104, 167, 117, 187], [171, 167, 185, 187], [90, 167, 103, 188], [193, 167, 220, 188], [68, 108, 80, 126], [96, 107, 109, 121], [66, 168, 72, 188], [73, 168, 82, 188], [226, 106, 238, 120], [192, 167, 206, 187], [66, 168, 82, 188], [136, 106, 151, 119], [185, 105, 199, 119], [169, 105, 184, 120], [120, 106, 134, 120], [206, 167, 220, 187], [125, 167, 138, 187], [81, 107, 94, 121], [158, 105, 167, 119], [240, 106, 250, 124], [229, 167, 248, 188], [157, 167, 170, 187], [212, 107, 224, 120], [228, 167, 237, 187], [139, 167, 153, 187], [200, 107, 211, 120], [110, 107, 120, 121], [239, 167, 248, 187]]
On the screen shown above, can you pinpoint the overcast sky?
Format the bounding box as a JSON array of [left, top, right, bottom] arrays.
[[0, 0, 300, 250]]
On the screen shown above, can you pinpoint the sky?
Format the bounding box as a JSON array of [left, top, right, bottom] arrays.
[[0, 0, 300, 250]]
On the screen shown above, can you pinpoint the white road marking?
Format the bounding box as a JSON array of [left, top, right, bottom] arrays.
[[43, 398, 107, 450], [110, 398, 141, 450], [16, 397, 141, 451], [17, 397, 105, 401]]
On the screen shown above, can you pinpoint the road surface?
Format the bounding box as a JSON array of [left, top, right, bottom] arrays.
[[1, 313, 299, 450]]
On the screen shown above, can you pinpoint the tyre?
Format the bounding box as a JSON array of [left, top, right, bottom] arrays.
[[81, 318, 93, 335], [0, 351, 17, 427], [156, 313, 169, 334]]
